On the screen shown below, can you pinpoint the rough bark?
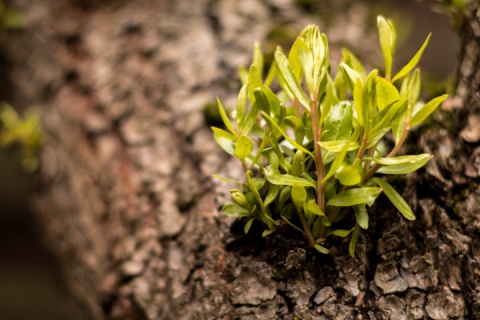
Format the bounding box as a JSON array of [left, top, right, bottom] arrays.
[[2, 0, 479, 319]]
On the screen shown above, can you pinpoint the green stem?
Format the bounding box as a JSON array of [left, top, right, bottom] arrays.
[[297, 208, 315, 247], [364, 124, 410, 181]]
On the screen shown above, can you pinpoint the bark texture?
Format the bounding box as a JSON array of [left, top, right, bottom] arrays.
[[2, 0, 480, 319]]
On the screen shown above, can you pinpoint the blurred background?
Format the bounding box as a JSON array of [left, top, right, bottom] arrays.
[[0, 0, 460, 318]]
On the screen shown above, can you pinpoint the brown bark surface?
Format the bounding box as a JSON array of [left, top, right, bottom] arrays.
[[2, 0, 479, 319]]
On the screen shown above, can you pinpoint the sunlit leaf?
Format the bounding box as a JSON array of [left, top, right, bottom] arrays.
[[212, 127, 235, 155], [377, 16, 396, 80], [407, 69, 421, 107], [307, 199, 326, 217], [335, 164, 363, 186], [327, 187, 382, 207], [235, 135, 254, 160], [274, 48, 310, 109], [372, 178, 416, 220], [252, 41, 264, 75], [319, 140, 359, 152], [376, 77, 400, 110], [410, 94, 448, 127], [375, 154, 432, 174], [314, 244, 330, 254], [342, 48, 366, 79], [264, 166, 316, 189], [216, 98, 236, 135], [322, 101, 354, 142], [391, 33, 431, 83]]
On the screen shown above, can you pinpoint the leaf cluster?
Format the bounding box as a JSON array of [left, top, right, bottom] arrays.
[[212, 16, 447, 256], [0, 103, 42, 172]]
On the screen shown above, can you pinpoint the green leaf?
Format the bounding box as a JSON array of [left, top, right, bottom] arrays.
[[252, 41, 264, 75], [410, 94, 448, 127], [264, 166, 316, 189], [236, 84, 248, 127], [290, 150, 304, 176], [349, 223, 360, 257], [376, 77, 400, 110], [262, 111, 314, 158], [262, 229, 275, 237], [335, 164, 363, 186], [366, 153, 432, 165], [248, 65, 262, 90], [319, 140, 359, 152], [244, 218, 255, 234], [274, 48, 310, 109], [377, 16, 396, 80], [375, 154, 432, 174], [239, 66, 248, 85], [327, 187, 382, 207], [372, 178, 416, 220], [242, 101, 259, 136], [235, 135, 254, 160], [314, 244, 330, 254], [264, 184, 281, 207], [407, 69, 421, 107], [340, 63, 362, 92], [322, 101, 354, 142], [212, 127, 235, 155], [223, 204, 253, 218], [353, 79, 365, 126], [217, 98, 236, 135], [391, 33, 431, 83], [291, 185, 307, 211], [212, 175, 243, 185], [322, 140, 349, 183], [342, 48, 366, 79], [307, 199, 325, 217], [290, 36, 314, 93], [327, 228, 353, 238], [254, 86, 282, 117], [354, 204, 369, 229]]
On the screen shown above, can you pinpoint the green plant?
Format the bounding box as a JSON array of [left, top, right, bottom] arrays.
[[0, 103, 42, 172], [212, 16, 447, 256]]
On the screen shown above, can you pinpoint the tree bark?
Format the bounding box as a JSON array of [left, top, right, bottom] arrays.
[[2, 0, 480, 319]]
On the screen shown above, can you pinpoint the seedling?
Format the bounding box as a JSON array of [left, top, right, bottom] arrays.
[[212, 16, 447, 256]]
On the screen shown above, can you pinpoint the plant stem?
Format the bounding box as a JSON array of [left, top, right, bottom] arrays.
[[297, 208, 315, 247], [310, 99, 325, 213], [364, 124, 410, 181]]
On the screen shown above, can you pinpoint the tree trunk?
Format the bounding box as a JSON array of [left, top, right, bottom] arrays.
[[3, 0, 479, 319]]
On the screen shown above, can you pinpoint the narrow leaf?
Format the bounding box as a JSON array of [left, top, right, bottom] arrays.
[[354, 204, 369, 229], [349, 223, 360, 257], [327, 187, 382, 207], [264, 166, 316, 189], [314, 244, 330, 254], [244, 218, 255, 234], [327, 228, 353, 238], [391, 33, 431, 83], [252, 41, 264, 75], [322, 140, 349, 183], [377, 16, 395, 80], [319, 140, 359, 152], [372, 178, 416, 220], [410, 94, 448, 127], [217, 98, 235, 135], [274, 48, 310, 109]]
